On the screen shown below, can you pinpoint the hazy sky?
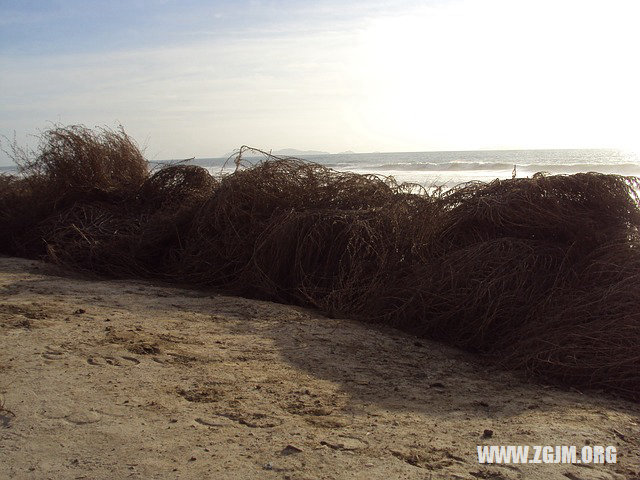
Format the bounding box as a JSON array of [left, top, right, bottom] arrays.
[[1, 0, 639, 164]]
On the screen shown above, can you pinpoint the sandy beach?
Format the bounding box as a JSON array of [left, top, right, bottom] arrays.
[[3, 0, 640, 477], [0, 256, 638, 479]]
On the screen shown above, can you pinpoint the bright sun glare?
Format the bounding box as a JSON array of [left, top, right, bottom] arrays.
[[355, 0, 640, 152]]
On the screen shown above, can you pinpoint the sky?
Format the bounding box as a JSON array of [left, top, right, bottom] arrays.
[[1, 0, 639, 164]]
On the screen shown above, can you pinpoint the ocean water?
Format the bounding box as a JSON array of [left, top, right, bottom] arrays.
[[4, 149, 639, 188], [182, 148, 640, 188]]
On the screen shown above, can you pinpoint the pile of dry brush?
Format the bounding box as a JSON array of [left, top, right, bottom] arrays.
[[2, 125, 639, 401]]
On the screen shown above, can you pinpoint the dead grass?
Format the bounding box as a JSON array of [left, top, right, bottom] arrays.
[[1, 126, 639, 401]]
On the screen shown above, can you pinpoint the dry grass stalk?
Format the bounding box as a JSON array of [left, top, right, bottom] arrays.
[[1, 126, 639, 401]]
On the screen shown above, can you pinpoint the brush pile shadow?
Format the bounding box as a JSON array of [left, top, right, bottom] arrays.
[[1, 125, 639, 401]]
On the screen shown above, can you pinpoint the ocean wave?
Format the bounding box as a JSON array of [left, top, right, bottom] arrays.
[[358, 162, 640, 173]]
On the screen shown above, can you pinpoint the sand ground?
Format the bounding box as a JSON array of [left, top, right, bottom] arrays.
[[0, 256, 638, 480]]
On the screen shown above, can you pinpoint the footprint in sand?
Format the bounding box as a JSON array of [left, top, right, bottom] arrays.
[[151, 353, 198, 365], [194, 417, 231, 428], [64, 410, 102, 425], [41, 346, 67, 361], [38, 406, 101, 425], [86, 355, 140, 367]]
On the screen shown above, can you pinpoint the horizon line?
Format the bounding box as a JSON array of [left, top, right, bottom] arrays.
[[155, 146, 634, 162]]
